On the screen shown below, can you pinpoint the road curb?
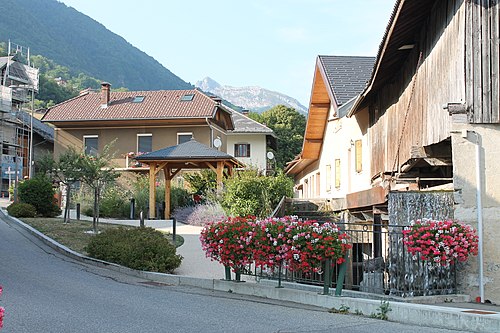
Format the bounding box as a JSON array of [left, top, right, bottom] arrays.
[[2, 210, 499, 333]]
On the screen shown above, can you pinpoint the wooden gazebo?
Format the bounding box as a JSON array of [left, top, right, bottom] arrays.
[[134, 139, 241, 219]]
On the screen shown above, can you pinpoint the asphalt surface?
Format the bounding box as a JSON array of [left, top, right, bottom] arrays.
[[0, 215, 474, 332]]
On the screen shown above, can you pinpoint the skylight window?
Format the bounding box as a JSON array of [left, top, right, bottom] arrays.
[[180, 94, 195, 101], [132, 96, 145, 103]]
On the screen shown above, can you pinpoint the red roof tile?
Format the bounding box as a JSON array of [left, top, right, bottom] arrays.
[[42, 89, 220, 122]]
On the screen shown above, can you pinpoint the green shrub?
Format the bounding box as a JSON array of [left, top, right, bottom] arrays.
[[184, 170, 217, 196], [265, 170, 294, 208], [7, 202, 37, 218], [99, 186, 130, 218], [85, 227, 182, 273], [222, 170, 269, 218], [170, 186, 192, 211], [221, 170, 294, 218], [18, 176, 61, 217]]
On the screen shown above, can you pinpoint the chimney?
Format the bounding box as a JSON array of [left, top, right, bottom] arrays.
[[101, 82, 111, 108], [210, 96, 222, 105]]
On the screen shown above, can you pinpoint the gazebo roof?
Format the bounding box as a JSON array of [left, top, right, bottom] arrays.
[[135, 139, 237, 162], [133, 139, 239, 219]]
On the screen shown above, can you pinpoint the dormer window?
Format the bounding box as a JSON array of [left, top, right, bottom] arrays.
[[180, 94, 195, 101], [132, 96, 145, 103]]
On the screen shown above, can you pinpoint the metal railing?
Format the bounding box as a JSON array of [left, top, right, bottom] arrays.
[[238, 221, 457, 297]]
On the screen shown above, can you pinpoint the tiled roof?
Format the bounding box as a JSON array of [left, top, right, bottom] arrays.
[[135, 139, 234, 161], [42, 89, 220, 122], [229, 110, 275, 135], [318, 55, 376, 105]]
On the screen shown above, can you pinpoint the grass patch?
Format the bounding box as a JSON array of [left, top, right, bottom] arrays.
[[19, 217, 183, 255]]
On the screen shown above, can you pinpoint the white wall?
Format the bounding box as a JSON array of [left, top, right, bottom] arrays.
[[294, 105, 371, 200], [226, 133, 268, 171]]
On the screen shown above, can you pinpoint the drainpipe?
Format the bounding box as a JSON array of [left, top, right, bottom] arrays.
[[452, 129, 484, 302], [206, 117, 213, 147], [471, 130, 484, 303]]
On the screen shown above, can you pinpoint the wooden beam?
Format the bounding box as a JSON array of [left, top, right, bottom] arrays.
[[154, 162, 168, 175], [216, 161, 223, 191], [206, 162, 217, 173], [170, 167, 182, 179], [149, 163, 156, 219]]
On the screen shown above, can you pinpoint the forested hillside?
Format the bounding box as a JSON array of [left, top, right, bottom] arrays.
[[0, 0, 192, 91]]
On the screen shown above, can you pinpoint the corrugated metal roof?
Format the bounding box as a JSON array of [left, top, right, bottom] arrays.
[[135, 139, 234, 160], [42, 89, 219, 122], [16, 111, 54, 142], [318, 55, 376, 106]]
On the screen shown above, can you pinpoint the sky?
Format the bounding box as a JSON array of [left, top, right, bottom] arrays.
[[58, 0, 395, 106]]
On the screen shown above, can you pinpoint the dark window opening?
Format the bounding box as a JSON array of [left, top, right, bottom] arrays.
[[138, 135, 152, 153], [177, 133, 193, 144], [234, 143, 251, 158], [84, 136, 98, 156]]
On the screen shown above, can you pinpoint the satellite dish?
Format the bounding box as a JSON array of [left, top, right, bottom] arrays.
[[267, 151, 275, 160], [213, 138, 222, 148]]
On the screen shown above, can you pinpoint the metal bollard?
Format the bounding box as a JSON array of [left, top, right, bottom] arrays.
[[139, 211, 145, 228], [130, 198, 135, 219], [323, 258, 331, 295], [172, 217, 176, 244], [76, 203, 81, 220]]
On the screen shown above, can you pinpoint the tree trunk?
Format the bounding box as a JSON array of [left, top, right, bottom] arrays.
[[63, 183, 71, 224], [96, 186, 100, 231], [93, 186, 98, 234]]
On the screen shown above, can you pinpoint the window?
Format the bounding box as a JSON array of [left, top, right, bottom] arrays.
[[137, 134, 152, 153], [132, 96, 145, 103], [84, 135, 98, 156], [326, 165, 332, 191], [335, 159, 341, 189], [234, 143, 251, 157], [177, 132, 193, 144], [355, 140, 362, 173], [180, 94, 195, 101]]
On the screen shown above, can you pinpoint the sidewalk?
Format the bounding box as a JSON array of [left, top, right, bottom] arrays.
[[61, 207, 227, 280]]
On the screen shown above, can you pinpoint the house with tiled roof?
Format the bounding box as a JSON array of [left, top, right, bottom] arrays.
[[286, 55, 375, 206], [42, 83, 275, 174], [227, 110, 276, 172]]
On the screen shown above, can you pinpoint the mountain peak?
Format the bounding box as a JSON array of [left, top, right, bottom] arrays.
[[195, 77, 221, 91], [195, 78, 307, 114]]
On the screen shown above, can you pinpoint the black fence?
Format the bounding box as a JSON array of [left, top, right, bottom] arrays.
[[241, 221, 457, 297]]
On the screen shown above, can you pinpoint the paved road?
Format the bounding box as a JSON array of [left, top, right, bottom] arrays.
[[0, 216, 471, 333]]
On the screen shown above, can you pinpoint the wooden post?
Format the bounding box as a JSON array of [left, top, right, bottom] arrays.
[[165, 169, 171, 219], [216, 161, 223, 192], [149, 163, 156, 219]]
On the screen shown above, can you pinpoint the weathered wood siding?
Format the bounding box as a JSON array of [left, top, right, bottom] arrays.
[[370, 0, 465, 178], [466, 0, 500, 123]]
